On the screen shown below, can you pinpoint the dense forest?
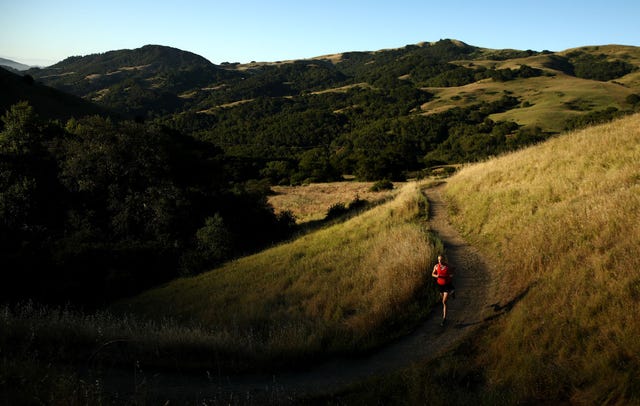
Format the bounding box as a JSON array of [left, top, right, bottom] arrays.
[[0, 102, 295, 305], [2, 39, 639, 305]]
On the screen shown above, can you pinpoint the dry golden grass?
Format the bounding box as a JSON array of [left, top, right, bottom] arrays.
[[312, 53, 345, 64], [269, 181, 400, 223], [421, 73, 633, 133], [114, 181, 439, 368], [444, 113, 640, 403], [310, 82, 373, 95], [197, 98, 255, 114], [421, 45, 640, 134]]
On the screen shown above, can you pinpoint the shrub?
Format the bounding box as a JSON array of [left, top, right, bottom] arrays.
[[326, 202, 348, 219], [370, 179, 394, 192], [626, 93, 640, 106]]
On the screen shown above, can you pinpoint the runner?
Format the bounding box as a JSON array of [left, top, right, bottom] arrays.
[[432, 254, 455, 326]]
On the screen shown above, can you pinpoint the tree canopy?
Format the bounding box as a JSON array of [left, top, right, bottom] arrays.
[[0, 105, 295, 305]]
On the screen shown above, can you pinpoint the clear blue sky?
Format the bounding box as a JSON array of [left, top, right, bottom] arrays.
[[2, 0, 640, 66]]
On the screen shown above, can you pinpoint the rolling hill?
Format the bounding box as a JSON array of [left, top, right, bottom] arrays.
[[25, 44, 240, 117], [0, 57, 31, 71], [21, 40, 640, 183], [438, 112, 640, 404], [324, 112, 640, 405], [26, 41, 640, 129], [422, 45, 640, 133]]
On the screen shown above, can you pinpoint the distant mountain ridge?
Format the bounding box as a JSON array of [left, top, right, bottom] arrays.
[[22, 40, 516, 117], [26, 44, 240, 116], [0, 57, 31, 71], [25, 40, 640, 121], [52, 44, 213, 70], [11, 40, 640, 179]]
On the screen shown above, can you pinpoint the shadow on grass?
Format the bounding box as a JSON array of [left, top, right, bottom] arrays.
[[294, 195, 396, 236], [484, 283, 535, 322]]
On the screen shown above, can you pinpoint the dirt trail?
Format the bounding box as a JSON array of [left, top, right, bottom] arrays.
[[106, 183, 493, 402]]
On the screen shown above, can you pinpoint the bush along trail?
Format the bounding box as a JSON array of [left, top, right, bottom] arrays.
[[98, 182, 493, 403]]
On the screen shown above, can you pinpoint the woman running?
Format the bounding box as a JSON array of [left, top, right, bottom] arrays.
[[432, 255, 455, 326]]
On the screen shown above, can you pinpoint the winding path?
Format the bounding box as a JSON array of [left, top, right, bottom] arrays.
[[107, 183, 492, 402]]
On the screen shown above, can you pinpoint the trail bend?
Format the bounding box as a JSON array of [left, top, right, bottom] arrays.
[[105, 182, 493, 402]]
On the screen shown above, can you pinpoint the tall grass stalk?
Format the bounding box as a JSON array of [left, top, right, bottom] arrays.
[[445, 113, 640, 403]]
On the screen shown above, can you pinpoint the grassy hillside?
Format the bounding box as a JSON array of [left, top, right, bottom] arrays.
[[337, 112, 640, 406], [422, 73, 631, 133], [421, 45, 640, 133], [114, 181, 441, 370], [442, 113, 640, 403]]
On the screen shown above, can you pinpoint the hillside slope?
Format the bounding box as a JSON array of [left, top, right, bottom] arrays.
[[17, 41, 640, 182], [26, 45, 239, 117], [98, 182, 492, 402], [113, 182, 440, 370], [444, 113, 640, 404], [26, 41, 640, 134], [0, 66, 105, 120]]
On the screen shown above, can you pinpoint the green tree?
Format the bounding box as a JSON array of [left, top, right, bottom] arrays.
[[0, 102, 63, 234], [0, 103, 40, 232], [260, 160, 293, 185], [196, 214, 231, 263], [294, 147, 339, 183], [0, 101, 42, 155], [0, 102, 66, 300], [571, 53, 636, 81]]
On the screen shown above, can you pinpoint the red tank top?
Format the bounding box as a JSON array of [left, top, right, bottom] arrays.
[[436, 263, 451, 285]]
